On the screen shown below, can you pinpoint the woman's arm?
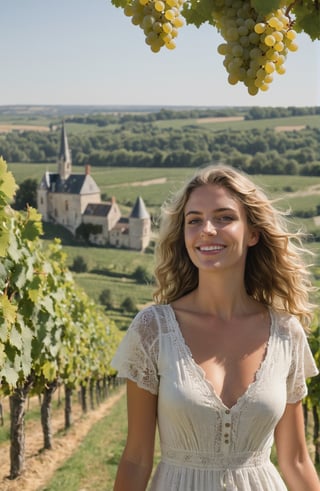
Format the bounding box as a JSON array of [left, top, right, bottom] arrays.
[[275, 401, 320, 491], [113, 379, 158, 491]]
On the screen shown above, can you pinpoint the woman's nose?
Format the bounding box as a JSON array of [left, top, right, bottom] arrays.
[[202, 220, 217, 235]]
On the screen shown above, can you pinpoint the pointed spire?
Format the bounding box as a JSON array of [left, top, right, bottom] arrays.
[[58, 120, 72, 180], [130, 196, 150, 219]]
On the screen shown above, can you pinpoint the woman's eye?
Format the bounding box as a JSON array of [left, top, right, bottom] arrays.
[[187, 218, 201, 225], [217, 216, 234, 222]]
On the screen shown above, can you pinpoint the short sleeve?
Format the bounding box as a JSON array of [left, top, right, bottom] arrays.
[[286, 318, 319, 403], [111, 306, 160, 395]]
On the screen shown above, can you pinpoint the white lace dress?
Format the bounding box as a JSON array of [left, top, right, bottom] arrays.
[[111, 304, 319, 491]]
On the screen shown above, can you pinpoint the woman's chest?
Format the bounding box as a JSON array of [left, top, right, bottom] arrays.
[[158, 322, 291, 415], [176, 320, 270, 409]]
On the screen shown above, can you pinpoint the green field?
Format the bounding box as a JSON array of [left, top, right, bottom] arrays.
[[1, 111, 319, 132], [152, 114, 320, 131]]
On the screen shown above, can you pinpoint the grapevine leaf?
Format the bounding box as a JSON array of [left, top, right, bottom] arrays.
[[0, 157, 18, 202], [12, 264, 27, 290], [0, 365, 19, 386], [0, 228, 10, 257], [0, 261, 7, 289], [7, 232, 22, 262], [0, 294, 17, 325], [0, 344, 5, 368], [0, 321, 7, 342], [21, 208, 43, 241], [295, 11, 320, 40], [42, 360, 57, 381], [250, 0, 282, 16], [21, 352, 32, 377], [111, 0, 128, 8], [183, 0, 215, 27], [9, 326, 22, 350], [28, 275, 43, 302], [49, 342, 61, 358], [19, 297, 35, 318], [41, 296, 55, 316], [293, 0, 320, 40]]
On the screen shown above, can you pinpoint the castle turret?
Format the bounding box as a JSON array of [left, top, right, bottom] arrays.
[[58, 121, 72, 181], [129, 196, 151, 251]]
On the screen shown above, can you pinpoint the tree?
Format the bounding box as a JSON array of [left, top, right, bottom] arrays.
[[111, 0, 320, 96], [133, 265, 153, 284], [71, 255, 88, 273], [99, 288, 114, 309], [13, 178, 38, 210], [120, 296, 137, 313]]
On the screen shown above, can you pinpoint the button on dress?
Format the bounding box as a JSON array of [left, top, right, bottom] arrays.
[[111, 304, 319, 491]]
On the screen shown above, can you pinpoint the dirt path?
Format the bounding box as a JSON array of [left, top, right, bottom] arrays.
[[272, 183, 320, 202], [105, 177, 167, 189], [0, 387, 125, 491], [196, 116, 244, 124]]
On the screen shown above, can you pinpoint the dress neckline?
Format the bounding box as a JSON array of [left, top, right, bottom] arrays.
[[166, 304, 275, 412]]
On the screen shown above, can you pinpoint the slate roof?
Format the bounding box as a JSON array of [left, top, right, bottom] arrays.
[[130, 196, 150, 219], [83, 203, 112, 217], [39, 173, 100, 195]]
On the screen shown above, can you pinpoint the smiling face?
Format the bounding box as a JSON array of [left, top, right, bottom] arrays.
[[184, 184, 259, 275]]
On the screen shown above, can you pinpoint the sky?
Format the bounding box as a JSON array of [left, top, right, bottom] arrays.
[[1, 0, 320, 107]]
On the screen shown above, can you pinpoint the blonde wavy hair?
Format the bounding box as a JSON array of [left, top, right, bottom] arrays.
[[153, 165, 316, 330]]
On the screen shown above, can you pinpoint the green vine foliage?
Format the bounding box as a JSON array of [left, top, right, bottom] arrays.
[[111, 0, 320, 40], [0, 159, 122, 396], [305, 314, 320, 409]]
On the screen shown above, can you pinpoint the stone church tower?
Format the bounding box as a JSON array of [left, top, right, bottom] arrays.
[[58, 121, 72, 181], [37, 122, 100, 232], [37, 122, 152, 251]]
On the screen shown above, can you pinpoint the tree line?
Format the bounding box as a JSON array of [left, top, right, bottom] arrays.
[[0, 115, 320, 176], [62, 106, 319, 125]]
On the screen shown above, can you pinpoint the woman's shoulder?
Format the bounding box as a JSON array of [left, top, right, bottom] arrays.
[[270, 308, 306, 340], [130, 303, 174, 335], [134, 303, 173, 321]]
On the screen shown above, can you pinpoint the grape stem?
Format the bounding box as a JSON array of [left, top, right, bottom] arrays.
[[285, 1, 297, 26], [285, 2, 295, 17]]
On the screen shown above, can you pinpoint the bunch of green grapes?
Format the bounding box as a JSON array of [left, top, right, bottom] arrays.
[[213, 0, 298, 95], [123, 0, 185, 52]]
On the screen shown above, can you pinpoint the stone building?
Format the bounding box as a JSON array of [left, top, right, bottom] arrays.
[[37, 122, 151, 251]]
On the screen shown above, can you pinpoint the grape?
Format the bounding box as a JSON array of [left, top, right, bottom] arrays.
[[264, 34, 276, 46], [287, 41, 298, 51], [286, 29, 297, 41], [213, 1, 298, 95], [254, 22, 266, 34], [120, 0, 185, 52], [155, 1, 165, 11], [265, 61, 275, 73]]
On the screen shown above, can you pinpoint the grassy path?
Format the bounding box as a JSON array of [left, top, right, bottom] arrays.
[[0, 388, 125, 491], [41, 390, 128, 491]]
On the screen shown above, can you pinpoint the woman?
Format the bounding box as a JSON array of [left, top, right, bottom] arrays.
[[112, 165, 319, 490]]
